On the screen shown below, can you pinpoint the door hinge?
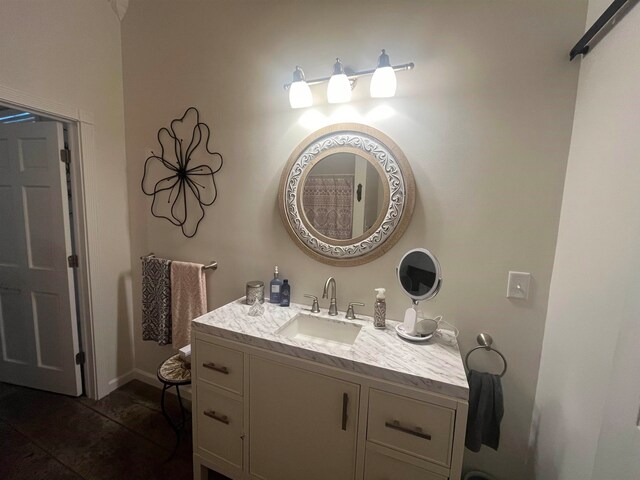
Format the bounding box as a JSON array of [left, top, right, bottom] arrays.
[[75, 351, 85, 365], [67, 254, 79, 268], [60, 148, 71, 165]]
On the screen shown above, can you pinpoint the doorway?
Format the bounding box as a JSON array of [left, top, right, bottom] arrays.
[[0, 104, 91, 397]]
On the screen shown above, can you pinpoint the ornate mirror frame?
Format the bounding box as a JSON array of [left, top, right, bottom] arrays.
[[278, 123, 415, 266]]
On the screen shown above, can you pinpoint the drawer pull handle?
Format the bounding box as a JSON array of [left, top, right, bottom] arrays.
[[203, 361, 229, 374], [341, 393, 349, 431], [204, 410, 230, 425], [384, 420, 431, 440]]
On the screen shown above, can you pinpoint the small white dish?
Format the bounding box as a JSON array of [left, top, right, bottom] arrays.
[[395, 323, 434, 342]]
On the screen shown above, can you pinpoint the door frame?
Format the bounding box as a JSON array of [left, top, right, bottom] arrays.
[[0, 84, 98, 399]]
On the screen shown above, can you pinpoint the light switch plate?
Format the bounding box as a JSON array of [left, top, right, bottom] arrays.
[[507, 271, 531, 299]]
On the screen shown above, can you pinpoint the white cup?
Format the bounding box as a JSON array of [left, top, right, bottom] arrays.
[[434, 319, 460, 346]]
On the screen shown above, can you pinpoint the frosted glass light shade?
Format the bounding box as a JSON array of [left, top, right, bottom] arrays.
[[370, 66, 397, 98], [289, 81, 313, 109], [327, 74, 352, 104]]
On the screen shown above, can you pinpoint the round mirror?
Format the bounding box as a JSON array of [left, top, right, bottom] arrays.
[[397, 248, 442, 303], [279, 124, 415, 266]]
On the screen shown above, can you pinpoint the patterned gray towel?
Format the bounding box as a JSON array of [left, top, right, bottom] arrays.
[[142, 257, 172, 346]]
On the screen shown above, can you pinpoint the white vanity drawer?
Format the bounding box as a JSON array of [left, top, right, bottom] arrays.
[[196, 384, 244, 469], [196, 339, 244, 395], [367, 389, 455, 466], [364, 446, 447, 480]]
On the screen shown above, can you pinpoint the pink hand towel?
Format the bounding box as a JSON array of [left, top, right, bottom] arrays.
[[170, 261, 207, 349]]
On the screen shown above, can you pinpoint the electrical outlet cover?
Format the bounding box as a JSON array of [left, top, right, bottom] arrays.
[[507, 271, 531, 299]]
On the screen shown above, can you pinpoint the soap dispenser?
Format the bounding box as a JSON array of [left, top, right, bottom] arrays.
[[280, 279, 290, 307], [374, 288, 386, 329], [270, 266, 283, 304]]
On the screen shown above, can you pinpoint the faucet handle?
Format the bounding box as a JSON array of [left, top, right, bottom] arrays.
[[304, 294, 320, 313], [345, 302, 365, 320]]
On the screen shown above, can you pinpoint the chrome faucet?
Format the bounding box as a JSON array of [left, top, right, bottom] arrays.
[[323, 277, 338, 316]]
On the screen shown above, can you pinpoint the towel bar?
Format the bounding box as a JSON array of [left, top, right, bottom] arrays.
[[464, 333, 507, 377], [141, 253, 218, 271]]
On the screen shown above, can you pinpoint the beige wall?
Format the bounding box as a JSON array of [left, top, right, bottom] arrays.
[[533, 1, 640, 478], [0, 0, 133, 398], [122, 1, 586, 477]]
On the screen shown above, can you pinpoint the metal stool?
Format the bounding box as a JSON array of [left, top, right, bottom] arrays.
[[157, 353, 191, 457]]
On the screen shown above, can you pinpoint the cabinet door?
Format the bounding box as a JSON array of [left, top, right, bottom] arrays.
[[249, 356, 359, 480]]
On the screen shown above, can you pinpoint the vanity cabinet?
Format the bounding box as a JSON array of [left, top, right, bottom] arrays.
[[192, 331, 467, 480]]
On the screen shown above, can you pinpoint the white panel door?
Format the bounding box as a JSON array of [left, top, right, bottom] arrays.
[[0, 121, 81, 396]]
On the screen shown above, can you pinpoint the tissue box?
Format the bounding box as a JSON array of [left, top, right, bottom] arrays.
[[179, 344, 191, 362]]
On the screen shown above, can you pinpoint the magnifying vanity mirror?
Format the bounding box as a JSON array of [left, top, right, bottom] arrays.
[[397, 248, 442, 303], [396, 248, 442, 341], [279, 124, 415, 266]]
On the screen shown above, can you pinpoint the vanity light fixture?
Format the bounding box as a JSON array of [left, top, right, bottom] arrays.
[[283, 49, 414, 108], [327, 58, 352, 104], [288, 66, 313, 109]]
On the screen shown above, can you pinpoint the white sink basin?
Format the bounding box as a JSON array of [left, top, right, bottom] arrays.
[[276, 313, 362, 348]]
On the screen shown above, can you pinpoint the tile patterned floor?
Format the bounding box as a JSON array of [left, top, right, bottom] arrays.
[[0, 380, 226, 480]]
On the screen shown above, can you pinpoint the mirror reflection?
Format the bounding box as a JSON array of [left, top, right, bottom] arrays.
[[301, 153, 384, 240]]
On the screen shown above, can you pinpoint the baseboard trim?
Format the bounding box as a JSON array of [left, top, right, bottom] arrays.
[[103, 370, 136, 397], [133, 368, 159, 386], [133, 368, 192, 400]]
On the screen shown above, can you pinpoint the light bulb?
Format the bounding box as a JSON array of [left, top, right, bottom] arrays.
[[327, 75, 351, 103], [289, 81, 312, 109], [288, 66, 312, 109], [370, 49, 397, 98], [327, 58, 352, 104], [370, 66, 397, 98]]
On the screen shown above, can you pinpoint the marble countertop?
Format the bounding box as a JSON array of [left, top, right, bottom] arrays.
[[192, 298, 469, 400]]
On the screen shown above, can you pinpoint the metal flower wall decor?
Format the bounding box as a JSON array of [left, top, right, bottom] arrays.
[[142, 107, 223, 237]]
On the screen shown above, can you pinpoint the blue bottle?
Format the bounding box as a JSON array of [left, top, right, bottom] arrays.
[[270, 266, 283, 304], [280, 279, 290, 307]]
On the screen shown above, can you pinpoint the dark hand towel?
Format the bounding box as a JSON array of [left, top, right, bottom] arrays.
[[141, 257, 172, 346], [465, 369, 504, 452]]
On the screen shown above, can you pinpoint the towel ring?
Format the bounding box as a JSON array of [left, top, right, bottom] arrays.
[[464, 333, 507, 377]]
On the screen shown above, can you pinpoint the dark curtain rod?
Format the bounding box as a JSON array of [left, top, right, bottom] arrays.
[[570, 0, 634, 60]]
